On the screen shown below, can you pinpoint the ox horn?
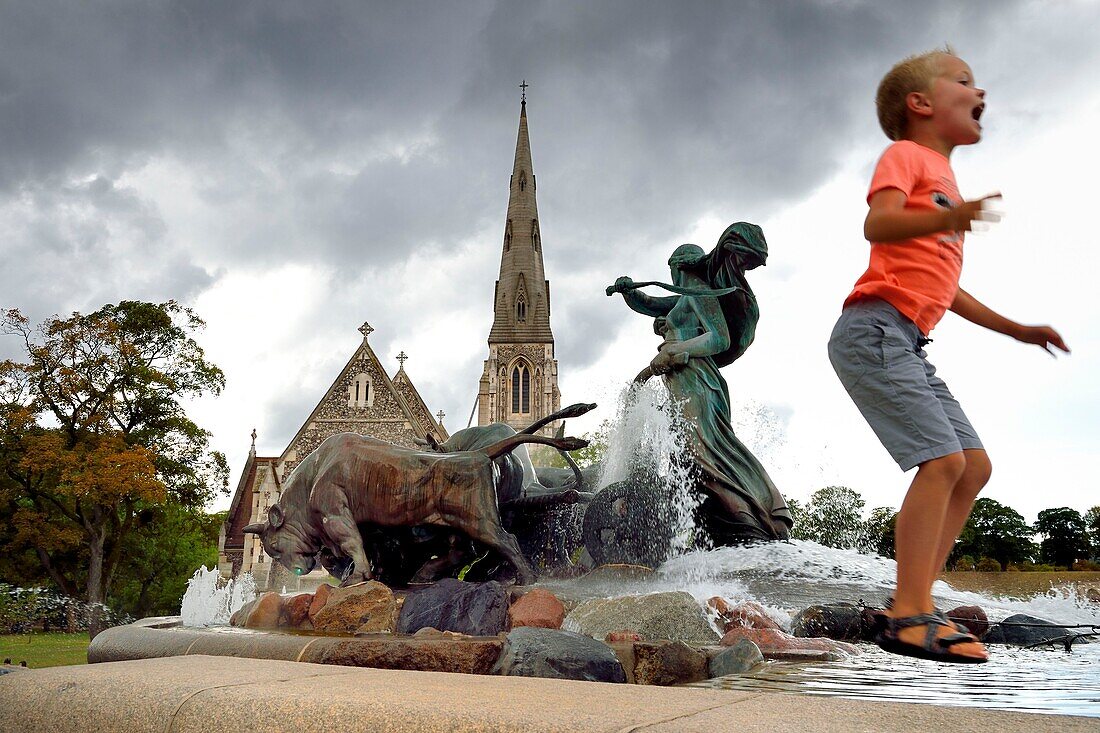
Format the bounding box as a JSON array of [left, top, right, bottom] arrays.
[[243, 522, 266, 534]]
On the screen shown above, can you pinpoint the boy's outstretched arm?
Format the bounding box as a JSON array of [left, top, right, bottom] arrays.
[[950, 287, 1070, 356], [864, 189, 1002, 242]]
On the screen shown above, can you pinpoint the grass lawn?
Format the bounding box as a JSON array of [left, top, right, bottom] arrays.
[[0, 632, 89, 668]]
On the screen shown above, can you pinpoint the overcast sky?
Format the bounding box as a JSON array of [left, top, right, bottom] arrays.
[[1, 1, 1096, 523]]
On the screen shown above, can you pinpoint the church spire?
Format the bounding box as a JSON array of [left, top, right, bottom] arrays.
[[487, 89, 554, 345]]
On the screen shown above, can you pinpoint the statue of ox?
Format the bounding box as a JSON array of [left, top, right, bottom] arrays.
[[244, 415, 590, 587]]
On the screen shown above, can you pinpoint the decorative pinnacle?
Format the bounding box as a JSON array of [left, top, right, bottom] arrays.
[[519, 79, 528, 104], [396, 351, 408, 371], [250, 428, 257, 454], [436, 410, 446, 425], [358, 322, 374, 340]]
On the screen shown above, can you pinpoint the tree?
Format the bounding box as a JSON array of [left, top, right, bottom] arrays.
[[861, 506, 898, 558], [1034, 507, 1090, 569], [950, 498, 1035, 570], [0, 301, 228, 636], [1085, 506, 1100, 561], [790, 486, 866, 549]]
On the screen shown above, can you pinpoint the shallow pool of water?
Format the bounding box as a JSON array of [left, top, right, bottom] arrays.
[[691, 642, 1100, 718]]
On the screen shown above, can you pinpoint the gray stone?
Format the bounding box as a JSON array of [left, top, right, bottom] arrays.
[[312, 581, 396, 634], [492, 626, 626, 683], [397, 578, 509, 636], [563, 591, 719, 645], [708, 639, 764, 677], [983, 613, 1082, 646], [791, 603, 862, 641]]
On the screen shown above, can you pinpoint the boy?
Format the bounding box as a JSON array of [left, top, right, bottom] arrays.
[[827, 49, 1069, 663]]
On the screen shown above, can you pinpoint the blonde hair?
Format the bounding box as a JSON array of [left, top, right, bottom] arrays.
[[876, 46, 957, 141]]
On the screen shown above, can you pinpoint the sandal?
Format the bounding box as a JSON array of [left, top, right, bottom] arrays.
[[884, 597, 974, 637], [875, 613, 988, 664]]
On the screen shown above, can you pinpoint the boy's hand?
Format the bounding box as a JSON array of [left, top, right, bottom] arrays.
[[948, 193, 1002, 233], [1015, 324, 1070, 357]]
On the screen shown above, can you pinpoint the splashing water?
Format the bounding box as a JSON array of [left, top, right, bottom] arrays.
[[179, 566, 256, 627], [596, 379, 701, 556]]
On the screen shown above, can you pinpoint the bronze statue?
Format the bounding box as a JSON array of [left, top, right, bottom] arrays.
[[243, 428, 588, 587], [606, 222, 792, 543]]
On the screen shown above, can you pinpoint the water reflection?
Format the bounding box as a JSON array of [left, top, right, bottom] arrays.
[[691, 643, 1100, 717]]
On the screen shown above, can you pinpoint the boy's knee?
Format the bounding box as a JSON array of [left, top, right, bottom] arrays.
[[919, 452, 967, 484], [962, 449, 992, 489]]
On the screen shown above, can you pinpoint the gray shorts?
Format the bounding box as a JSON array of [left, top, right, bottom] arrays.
[[827, 298, 983, 471]]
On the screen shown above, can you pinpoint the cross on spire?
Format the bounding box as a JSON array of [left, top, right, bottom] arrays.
[[519, 79, 528, 103], [396, 351, 408, 370], [358, 321, 374, 340], [436, 410, 446, 425]]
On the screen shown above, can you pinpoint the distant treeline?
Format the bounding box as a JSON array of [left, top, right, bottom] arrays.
[[788, 486, 1100, 571]]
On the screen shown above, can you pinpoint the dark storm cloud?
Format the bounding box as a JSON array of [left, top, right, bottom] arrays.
[[2, 0, 1098, 377]]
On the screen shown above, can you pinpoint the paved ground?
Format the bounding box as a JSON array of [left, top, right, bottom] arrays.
[[1, 655, 1094, 732]]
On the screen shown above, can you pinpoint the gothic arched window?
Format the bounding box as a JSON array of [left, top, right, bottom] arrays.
[[504, 220, 513, 252], [531, 219, 540, 251], [516, 296, 526, 322], [511, 362, 531, 414], [348, 372, 372, 408]]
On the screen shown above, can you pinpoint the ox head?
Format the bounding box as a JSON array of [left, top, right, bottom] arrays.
[[242, 504, 322, 577]]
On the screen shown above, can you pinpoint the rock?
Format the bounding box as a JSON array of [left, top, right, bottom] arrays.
[[632, 641, 708, 686], [983, 613, 1075, 646], [317, 635, 503, 675], [944, 605, 989, 638], [508, 588, 565, 630], [861, 607, 887, 641], [284, 593, 314, 629], [229, 597, 259, 627], [308, 583, 335, 622], [240, 592, 283, 629], [312, 581, 397, 634], [720, 627, 858, 656], [397, 578, 509, 636], [791, 603, 862, 641], [604, 630, 643, 643], [563, 592, 719, 645], [708, 598, 781, 632], [708, 639, 764, 677], [757, 648, 845, 662], [492, 626, 626, 683]]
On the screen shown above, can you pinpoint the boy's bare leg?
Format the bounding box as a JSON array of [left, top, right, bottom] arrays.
[[891, 451, 987, 659], [931, 449, 992, 578]]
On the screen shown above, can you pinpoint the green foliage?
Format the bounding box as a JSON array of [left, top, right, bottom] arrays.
[[954, 555, 976, 571], [976, 557, 1002, 571], [538, 420, 610, 470], [860, 507, 897, 558], [109, 506, 223, 618], [1085, 506, 1100, 560], [790, 486, 866, 550], [950, 498, 1036, 570], [1034, 507, 1090, 569]]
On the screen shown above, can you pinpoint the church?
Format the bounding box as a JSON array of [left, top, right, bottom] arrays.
[[218, 91, 563, 581]]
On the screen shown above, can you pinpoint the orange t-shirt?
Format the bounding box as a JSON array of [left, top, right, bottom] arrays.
[[844, 140, 965, 335]]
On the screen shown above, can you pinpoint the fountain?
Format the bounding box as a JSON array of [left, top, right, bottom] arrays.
[[85, 222, 1100, 717]]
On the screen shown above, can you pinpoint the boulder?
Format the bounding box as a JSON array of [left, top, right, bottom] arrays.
[[397, 578, 509, 636], [604, 630, 643, 643], [235, 592, 283, 629], [791, 603, 862, 641], [944, 605, 989, 638], [311, 581, 397, 634], [508, 588, 565, 630], [707, 639, 764, 677], [492, 626, 626, 683], [316, 635, 503, 675], [563, 592, 719, 645], [983, 613, 1075, 646], [720, 627, 858, 656], [308, 583, 335, 623], [708, 598, 782, 632], [284, 593, 314, 629], [632, 641, 708, 686]]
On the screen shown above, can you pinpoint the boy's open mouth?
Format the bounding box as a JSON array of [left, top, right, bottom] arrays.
[[972, 104, 984, 122]]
